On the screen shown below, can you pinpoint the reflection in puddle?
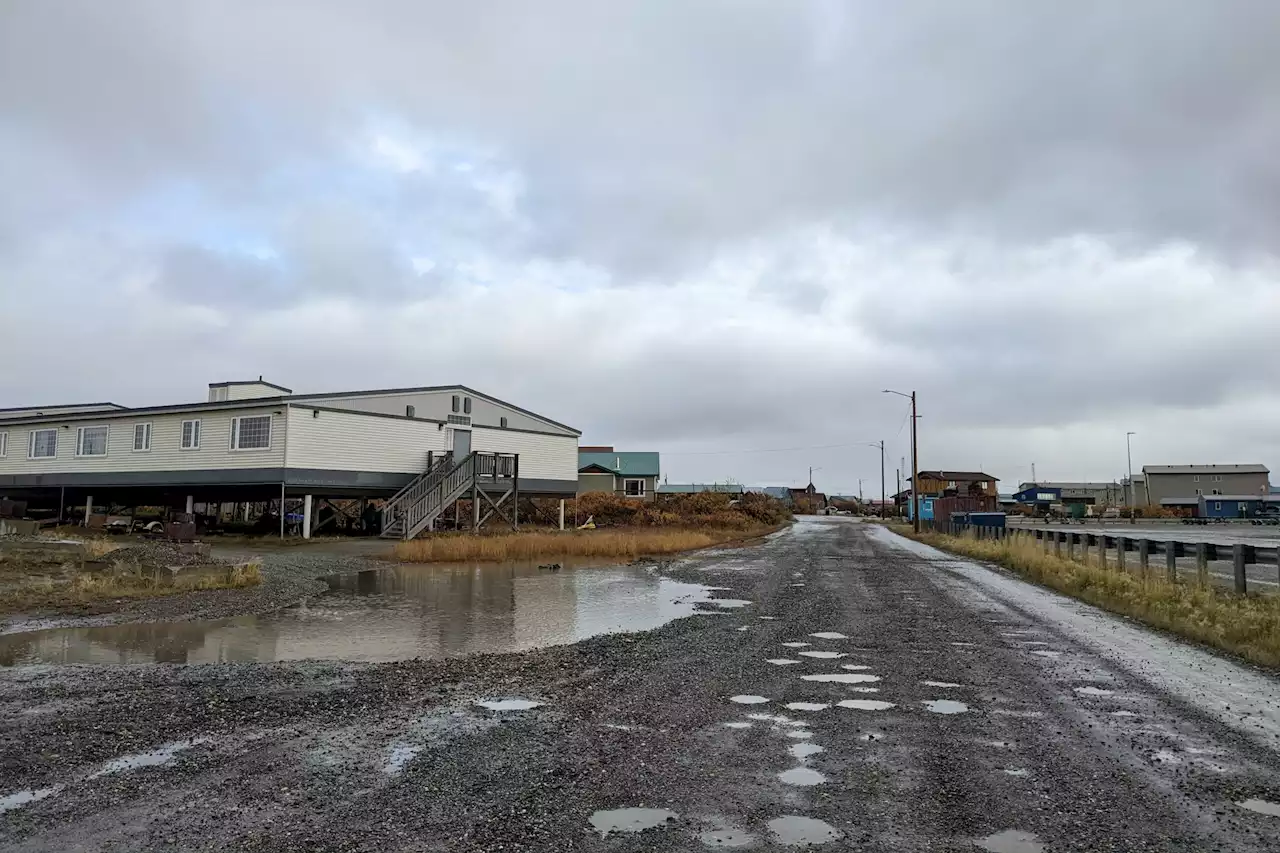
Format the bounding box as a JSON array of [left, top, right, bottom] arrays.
[[777, 766, 826, 786], [589, 807, 679, 836], [768, 659, 803, 666], [1237, 798, 1280, 817], [809, 632, 848, 640], [384, 744, 421, 774], [837, 699, 895, 711], [476, 699, 543, 711], [1074, 686, 1114, 697], [798, 650, 845, 659], [702, 599, 753, 610], [977, 829, 1046, 853], [802, 673, 880, 684], [923, 699, 969, 715], [88, 738, 209, 779], [789, 742, 825, 760], [730, 695, 770, 705], [784, 702, 830, 712], [767, 815, 842, 845], [1, 559, 729, 666], [0, 785, 63, 813], [921, 680, 960, 688]]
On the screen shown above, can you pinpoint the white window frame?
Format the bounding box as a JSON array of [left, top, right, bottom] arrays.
[[1213, 475, 1223, 482], [0, 431, 7, 457], [1214, 502, 1222, 511], [133, 422, 153, 452], [28, 428, 58, 459], [230, 415, 272, 451], [1193, 475, 1200, 482], [75, 425, 109, 457], [623, 478, 646, 497], [181, 419, 202, 450], [1195, 488, 1203, 496]]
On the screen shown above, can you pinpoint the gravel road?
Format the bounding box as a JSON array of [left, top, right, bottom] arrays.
[[2, 518, 1279, 851]]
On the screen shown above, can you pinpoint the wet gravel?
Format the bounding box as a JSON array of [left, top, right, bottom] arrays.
[[2, 519, 1280, 851]]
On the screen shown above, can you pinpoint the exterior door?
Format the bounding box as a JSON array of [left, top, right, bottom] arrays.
[[451, 428, 471, 458]]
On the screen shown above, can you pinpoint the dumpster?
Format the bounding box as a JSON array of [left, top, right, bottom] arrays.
[[967, 512, 1007, 529]]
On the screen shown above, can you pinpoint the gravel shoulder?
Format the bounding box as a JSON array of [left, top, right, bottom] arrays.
[[2, 519, 1279, 851]]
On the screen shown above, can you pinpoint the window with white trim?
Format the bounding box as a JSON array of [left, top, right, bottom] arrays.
[[1214, 502, 1222, 511], [231, 415, 271, 450], [181, 419, 202, 450], [29, 429, 57, 459], [133, 423, 152, 452], [451, 395, 460, 413], [1195, 488, 1203, 495], [1213, 475, 1223, 482], [1193, 475, 1200, 482], [624, 478, 646, 497], [76, 426, 108, 457], [0, 432, 7, 457], [463, 397, 471, 414]]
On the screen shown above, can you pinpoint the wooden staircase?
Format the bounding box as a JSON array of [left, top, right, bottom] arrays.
[[380, 451, 519, 540]]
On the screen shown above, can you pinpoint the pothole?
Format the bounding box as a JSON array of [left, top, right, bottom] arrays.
[[789, 742, 825, 760], [767, 815, 842, 845], [589, 807, 679, 836], [777, 766, 826, 786], [1237, 798, 1280, 817], [0, 786, 63, 813]]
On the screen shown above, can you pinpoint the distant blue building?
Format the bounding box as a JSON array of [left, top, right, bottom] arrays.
[[905, 496, 935, 521], [1198, 495, 1280, 518], [1013, 485, 1062, 508]]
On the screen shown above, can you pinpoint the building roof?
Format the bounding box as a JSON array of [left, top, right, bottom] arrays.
[[657, 483, 745, 494], [1017, 481, 1118, 491], [1200, 495, 1280, 502], [1143, 464, 1269, 475], [913, 470, 999, 482], [747, 486, 793, 500], [577, 451, 660, 477], [208, 379, 294, 393]]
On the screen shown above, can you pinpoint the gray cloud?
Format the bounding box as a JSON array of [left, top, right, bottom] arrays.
[[2, 1, 1279, 493]]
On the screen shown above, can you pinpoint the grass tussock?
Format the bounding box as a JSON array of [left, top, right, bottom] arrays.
[[393, 527, 768, 563], [902, 527, 1280, 670], [80, 538, 124, 559], [1, 559, 264, 614]]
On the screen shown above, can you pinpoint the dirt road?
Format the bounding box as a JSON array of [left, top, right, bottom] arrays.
[[3, 518, 1279, 851]]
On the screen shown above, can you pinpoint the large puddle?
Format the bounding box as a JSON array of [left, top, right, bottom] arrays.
[[0, 558, 733, 666]]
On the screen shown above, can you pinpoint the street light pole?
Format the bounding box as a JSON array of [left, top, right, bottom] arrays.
[[858, 441, 888, 518], [1126, 431, 1136, 522], [884, 390, 920, 532]]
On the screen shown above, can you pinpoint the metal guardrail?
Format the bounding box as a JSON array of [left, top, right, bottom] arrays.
[[937, 522, 1280, 595]]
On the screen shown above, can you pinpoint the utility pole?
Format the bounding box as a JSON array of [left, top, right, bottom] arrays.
[[1126, 431, 1136, 522], [1031, 461, 1037, 484], [879, 439, 886, 518], [884, 390, 920, 532], [858, 478, 864, 501]]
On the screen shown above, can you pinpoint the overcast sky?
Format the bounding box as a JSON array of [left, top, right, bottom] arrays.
[[3, 1, 1279, 495]]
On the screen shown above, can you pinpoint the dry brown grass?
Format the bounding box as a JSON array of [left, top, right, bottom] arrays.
[[900, 527, 1280, 670], [80, 538, 124, 558], [393, 527, 772, 563], [1, 559, 264, 614]]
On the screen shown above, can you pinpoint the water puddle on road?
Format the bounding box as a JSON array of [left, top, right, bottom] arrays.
[[789, 742, 825, 760], [0, 786, 63, 813], [383, 744, 421, 775], [767, 659, 802, 666], [922, 680, 961, 688], [730, 695, 770, 705], [475, 698, 543, 712], [698, 820, 757, 848], [784, 702, 830, 712], [722, 721, 753, 730], [837, 699, 896, 711], [0, 558, 733, 666], [767, 815, 842, 845], [802, 673, 880, 684], [88, 738, 210, 778], [923, 700, 970, 715], [589, 807, 679, 836], [1237, 798, 1280, 817], [977, 829, 1046, 853], [777, 767, 826, 786], [1074, 686, 1114, 697], [798, 651, 846, 659], [781, 642, 812, 648], [809, 632, 848, 640]]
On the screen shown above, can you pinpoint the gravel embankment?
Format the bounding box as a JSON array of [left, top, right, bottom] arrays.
[[2, 520, 1279, 851]]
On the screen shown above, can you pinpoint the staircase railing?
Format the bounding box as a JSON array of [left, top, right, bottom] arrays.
[[381, 450, 519, 539]]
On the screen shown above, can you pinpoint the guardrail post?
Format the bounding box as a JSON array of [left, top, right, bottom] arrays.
[[1066, 533, 1075, 561], [1097, 535, 1108, 569], [1137, 539, 1149, 578], [1116, 536, 1127, 572], [1232, 544, 1247, 595], [1166, 543, 1177, 583], [1053, 530, 1062, 557], [1195, 543, 1209, 587]]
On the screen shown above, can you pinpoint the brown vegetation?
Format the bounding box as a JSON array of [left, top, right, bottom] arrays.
[[393, 528, 765, 563], [898, 527, 1280, 670], [563, 491, 791, 530]]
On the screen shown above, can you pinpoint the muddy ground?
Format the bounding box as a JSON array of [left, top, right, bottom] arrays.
[[2, 518, 1279, 851]]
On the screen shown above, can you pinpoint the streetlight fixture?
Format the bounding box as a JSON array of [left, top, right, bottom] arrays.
[[1126, 431, 1136, 522], [883, 390, 919, 532], [856, 441, 887, 518]]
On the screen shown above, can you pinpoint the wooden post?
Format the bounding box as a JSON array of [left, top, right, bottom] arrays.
[[302, 495, 313, 540], [1053, 530, 1062, 557], [1166, 542, 1177, 583], [1066, 532, 1075, 561], [1137, 539, 1149, 578], [1195, 543, 1209, 587], [1232, 544, 1247, 595], [1117, 537, 1127, 572], [558, 499, 565, 531], [1097, 534, 1107, 569], [84, 495, 93, 527]]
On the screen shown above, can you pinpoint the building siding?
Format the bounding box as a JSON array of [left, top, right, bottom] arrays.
[[469, 425, 578, 482], [1144, 472, 1270, 505], [294, 390, 575, 436], [578, 472, 616, 494], [284, 408, 446, 473], [0, 407, 285, 477]]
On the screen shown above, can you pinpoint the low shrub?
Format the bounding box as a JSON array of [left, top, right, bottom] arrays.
[[393, 527, 767, 563]]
